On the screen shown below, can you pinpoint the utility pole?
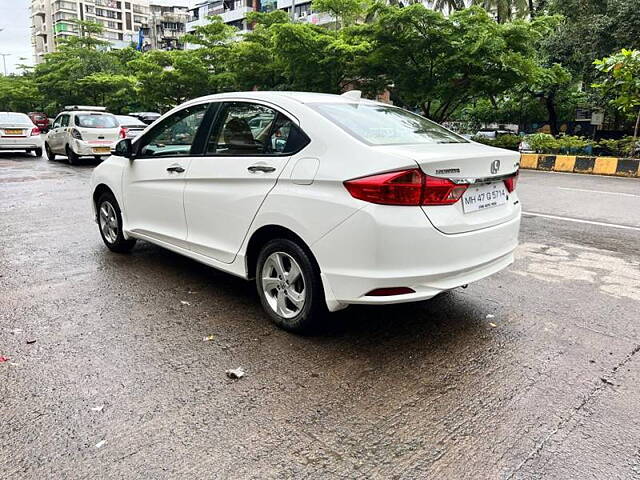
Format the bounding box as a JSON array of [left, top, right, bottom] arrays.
[[290, 0, 296, 21], [0, 54, 10, 76]]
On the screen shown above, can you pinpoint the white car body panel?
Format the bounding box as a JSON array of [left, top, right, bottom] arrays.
[[90, 91, 521, 313], [0, 113, 43, 151]]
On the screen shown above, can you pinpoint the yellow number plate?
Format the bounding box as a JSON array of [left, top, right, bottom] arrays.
[[93, 147, 111, 154], [5, 129, 23, 135]]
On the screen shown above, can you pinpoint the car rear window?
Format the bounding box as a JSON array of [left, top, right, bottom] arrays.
[[75, 114, 118, 128], [0, 113, 31, 124], [116, 116, 146, 127], [311, 103, 467, 146]]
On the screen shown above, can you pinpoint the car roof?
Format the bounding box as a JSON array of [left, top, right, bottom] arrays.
[[186, 91, 382, 106]]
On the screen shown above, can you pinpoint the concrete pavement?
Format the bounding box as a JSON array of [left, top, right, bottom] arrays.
[[1, 153, 639, 479]]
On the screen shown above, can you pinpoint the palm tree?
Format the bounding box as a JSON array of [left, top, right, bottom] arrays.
[[472, 0, 529, 23], [433, 0, 465, 14]]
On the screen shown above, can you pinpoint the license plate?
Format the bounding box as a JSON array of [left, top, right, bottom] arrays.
[[5, 129, 22, 135], [462, 182, 508, 213], [93, 147, 111, 154]]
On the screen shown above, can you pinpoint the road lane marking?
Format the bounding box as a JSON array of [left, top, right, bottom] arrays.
[[522, 211, 640, 232], [557, 187, 640, 198]]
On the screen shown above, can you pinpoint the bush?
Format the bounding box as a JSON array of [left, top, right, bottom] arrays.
[[471, 134, 522, 151], [525, 134, 597, 155], [598, 137, 640, 157]]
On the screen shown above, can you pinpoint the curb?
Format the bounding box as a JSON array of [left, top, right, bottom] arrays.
[[520, 154, 640, 178]]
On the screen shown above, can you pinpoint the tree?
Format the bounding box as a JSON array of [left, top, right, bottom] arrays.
[[593, 49, 640, 138], [361, 5, 542, 121], [311, 0, 371, 27]]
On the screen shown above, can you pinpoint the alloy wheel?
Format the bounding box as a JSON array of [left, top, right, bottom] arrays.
[[99, 201, 118, 244], [261, 251, 306, 319]]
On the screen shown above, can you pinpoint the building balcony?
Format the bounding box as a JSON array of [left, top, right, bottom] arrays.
[[220, 6, 253, 24]]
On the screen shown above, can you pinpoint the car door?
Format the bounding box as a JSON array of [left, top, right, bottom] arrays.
[[183, 101, 310, 263], [122, 102, 211, 248], [48, 114, 67, 153]]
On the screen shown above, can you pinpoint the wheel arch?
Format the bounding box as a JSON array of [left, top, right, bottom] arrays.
[[245, 225, 321, 281], [92, 184, 116, 221]]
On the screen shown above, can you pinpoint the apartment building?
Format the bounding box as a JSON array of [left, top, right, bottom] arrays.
[[185, 0, 471, 37], [30, 0, 190, 62], [143, 0, 189, 51]]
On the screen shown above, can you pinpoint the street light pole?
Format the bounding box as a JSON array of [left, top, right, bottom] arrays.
[[0, 54, 10, 76]]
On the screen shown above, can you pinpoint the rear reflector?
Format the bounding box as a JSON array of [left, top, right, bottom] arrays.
[[344, 169, 468, 206], [366, 287, 416, 297]]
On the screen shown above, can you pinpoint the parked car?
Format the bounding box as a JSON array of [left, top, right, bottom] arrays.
[[27, 112, 50, 133], [115, 115, 147, 140], [90, 91, 521, 333], [45, 106, 120, 164], [475, 128, 516, 139], [0, 112, 43, 156], [129, 112, 161, 125]]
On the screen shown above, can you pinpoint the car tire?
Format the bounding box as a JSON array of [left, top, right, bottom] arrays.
[[45, 143, 56, 161], [34, 148, 43, 157], [96, 192, 136, 253], [256, 238, 327, 334], [66, 145, 80, 165]]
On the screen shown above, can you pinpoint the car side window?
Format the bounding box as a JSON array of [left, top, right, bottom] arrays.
[[207, 103, 278, 155], [267, 113, 310, 154], [60, 115, 70, 128], [52, 116, 62, 129], [137, 103, 209, 158]]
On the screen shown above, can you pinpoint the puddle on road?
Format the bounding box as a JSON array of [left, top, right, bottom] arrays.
[[514, 242, 640, 302]]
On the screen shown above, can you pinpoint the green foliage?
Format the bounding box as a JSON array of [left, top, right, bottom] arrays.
[[361, 5, 545, 121], [525, 133, 597, 154], [472, 134, 522, 150], [593, 49, 640, 137], [311, 0, 371, 27], [0, 75, 42, 112], [598, 137, 640, 158]]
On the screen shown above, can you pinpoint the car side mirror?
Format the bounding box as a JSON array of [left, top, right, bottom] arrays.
[[112, 138, 134, 159]]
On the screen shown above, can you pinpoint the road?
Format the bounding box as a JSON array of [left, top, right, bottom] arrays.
[[1, 153, 640, 479]]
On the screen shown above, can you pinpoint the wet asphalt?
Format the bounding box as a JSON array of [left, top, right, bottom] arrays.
[[1, 152, 640, 479]]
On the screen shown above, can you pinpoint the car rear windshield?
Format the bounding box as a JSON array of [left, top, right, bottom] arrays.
[[0, 113, 31, 124], [75, 114, 118, 128], [311, 103, 467, 146]]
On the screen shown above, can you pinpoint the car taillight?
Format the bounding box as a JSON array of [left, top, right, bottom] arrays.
[[70, 128, 82, 140], [422, 175, 468, 205], [503, 171, 519, 193], [344, 169, 468, 206], [119, 127, 128, 139], [30, 127, 40, 136]]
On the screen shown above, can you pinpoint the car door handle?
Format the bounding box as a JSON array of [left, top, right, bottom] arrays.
[[166, 165, 185, 173], [248, 165, 276, 173]]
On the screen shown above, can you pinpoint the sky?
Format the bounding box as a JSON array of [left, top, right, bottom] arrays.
[[0, 0, 33, 74]]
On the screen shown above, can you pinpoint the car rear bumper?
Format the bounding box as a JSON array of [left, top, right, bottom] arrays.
[[312, 204, 521, 311], [70, 139, 115, 156], [0, 136, 43, 150]]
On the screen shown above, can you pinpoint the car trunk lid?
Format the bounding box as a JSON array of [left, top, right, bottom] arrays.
[[374, 142, 521, 234]]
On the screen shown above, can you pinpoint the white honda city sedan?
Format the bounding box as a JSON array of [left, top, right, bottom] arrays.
[[90, 91, 521, 333]]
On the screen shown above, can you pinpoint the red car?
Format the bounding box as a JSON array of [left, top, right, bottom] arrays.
[[28, 112, 50, 133]]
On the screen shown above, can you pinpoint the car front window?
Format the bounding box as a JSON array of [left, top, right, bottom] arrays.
[[311, 103, 468, 146]]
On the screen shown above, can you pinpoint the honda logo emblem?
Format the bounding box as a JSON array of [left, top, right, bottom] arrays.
[[490, 160, 501, 174]]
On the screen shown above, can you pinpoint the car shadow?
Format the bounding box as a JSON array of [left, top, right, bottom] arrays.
[[102, 240, 489, 349]]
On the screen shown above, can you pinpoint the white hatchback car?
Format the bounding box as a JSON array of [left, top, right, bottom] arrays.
[[45, 107, 120, 164], [90, 91, 521, 333], [0, 112, 43, 156]]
